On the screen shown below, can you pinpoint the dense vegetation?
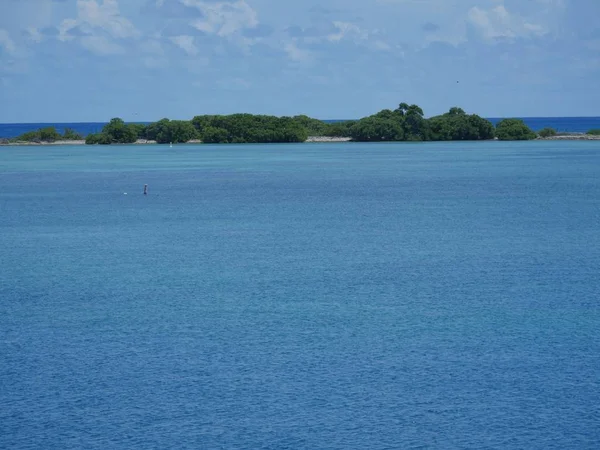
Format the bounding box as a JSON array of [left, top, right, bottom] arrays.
[[588, 129, 600, 136], [86, 118, 141, 144], [428, 107, 495, 141], [12, 126, 82, 143], [145, 119, 198, 144], [15, 103, 587, 146], [346, 104, 495, 142], [190, 114, 308, 143], [538, 127, 557, 138], [495, 119, 537, 141], [85, 114, 315, 144], [81, 103, 505, 145]]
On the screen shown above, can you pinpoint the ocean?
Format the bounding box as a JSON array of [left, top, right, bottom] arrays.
[[1, 117, 600, 138], [1, 141, 599, 449]]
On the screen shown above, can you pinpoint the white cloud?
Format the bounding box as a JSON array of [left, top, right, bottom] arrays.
[[169, 35, 198, 55], [76, 0, 139, 38], [59, 0, 139, 43], [24, 27, 44, 44], [284, 42, 313, 63], [0, 29, 16, 55], [327, 21, 368, 43], [468, 5, 547, 40], [373, 40, 392, 51], [186, 0, 258, 37]]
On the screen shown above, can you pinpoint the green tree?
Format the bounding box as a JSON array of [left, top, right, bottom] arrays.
[[538, 127, 557, 138], [292, 115, 329, 135], [448, 107, 466, 115], [101, 118, 137, 143], [62, 128, 83, 140], [15, 130, 42, 142], [349, 117, 404, 141], [85, 133, 112, 145], [15, 127, 62, 142], [127, 123, 148, 140], [39, 127, 62, 142], [191, 114, 308, 143], [145, 118, 170, 141], [323, 120, 356, 137], [202, 127, 230, 143], [157, 120, 198, 144], [495, 119, 536, 141], [587, 129, 600, 135], [403, 104, 429, 141], [428, 108, 494, 141], [191, 115, 219, 135], [395, 103, 410, 116]]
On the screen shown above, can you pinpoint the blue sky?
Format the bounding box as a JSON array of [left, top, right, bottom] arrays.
[[0, 0, 598, 122]]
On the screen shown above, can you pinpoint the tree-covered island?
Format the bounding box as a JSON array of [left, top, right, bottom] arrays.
[[4, 127, 83, 144], [80, 105, 537, 144], [4, 103, 598, 145]]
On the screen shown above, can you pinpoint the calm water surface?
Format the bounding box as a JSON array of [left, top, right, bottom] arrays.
[[1, 141, 599, 449]]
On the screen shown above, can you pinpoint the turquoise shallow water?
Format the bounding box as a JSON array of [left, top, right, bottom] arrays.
[[1, 141, 600, 449]]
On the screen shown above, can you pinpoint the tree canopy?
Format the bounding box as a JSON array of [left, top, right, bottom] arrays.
[[347, 105, 494, 142], [13, 126, 81, 143], [428, 108, 495, 141], [495, 119, 537, 141], [144, 119, 198, 143], [10, 104, 559, 146], [349, 116, 404, 141], [190, 114, 308, 143], [85, 118, 139, 144], [538, 127, 557, 138]]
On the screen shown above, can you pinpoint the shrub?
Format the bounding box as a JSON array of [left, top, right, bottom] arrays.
[[127, 123, 147, 140], [538, 127, 557, 138], [495, 119, 537, 141], [85, 133, 112, 145], [16, 130, 41, 142], [428, 108, 495, 141], [587, 129, 600, 136], [101, 118, 138, 143], [349, 117, 404, 142], [39, 127, 62, 142], [62, 128, 83, 140], [191, 114, 308, 143], [202, 127, 230, 144], [15, 127, 61, 142]]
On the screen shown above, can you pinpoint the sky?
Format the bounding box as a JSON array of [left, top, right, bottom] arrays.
[[0, 0, 598, 122]]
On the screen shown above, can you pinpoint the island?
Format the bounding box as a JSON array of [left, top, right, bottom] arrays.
[[3, 103, 600, 145]]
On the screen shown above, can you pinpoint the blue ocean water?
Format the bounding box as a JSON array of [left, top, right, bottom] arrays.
[[1, 117, 600, 138], [1, 141, 600, 449], [0, 122, 107, 138], [486, 117, 600, 133]]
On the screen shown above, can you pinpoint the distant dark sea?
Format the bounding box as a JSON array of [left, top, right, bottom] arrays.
[[1, 117, 600, 138]]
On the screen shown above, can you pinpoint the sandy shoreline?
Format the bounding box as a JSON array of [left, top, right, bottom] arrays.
[[537, 135, 600, 140], [0, 137, 352, 146], [1, 135, 599, 146], [306, 136, 352, 143]]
